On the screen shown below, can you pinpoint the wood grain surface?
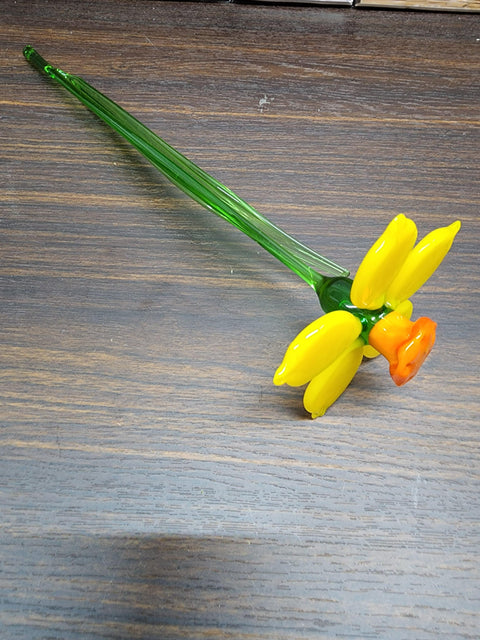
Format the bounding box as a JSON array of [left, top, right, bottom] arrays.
[[1, 1, 479, 639], [356, 0, 480, 12]]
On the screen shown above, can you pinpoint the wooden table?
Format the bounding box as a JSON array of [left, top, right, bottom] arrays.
[[1, 1, 479, 638]]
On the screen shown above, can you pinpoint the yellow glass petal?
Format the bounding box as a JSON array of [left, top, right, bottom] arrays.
[[394, 299, 413, 319], [273, 310, 362, 388], [386, 220, 461, 308], [350, 215, 417, 310], [363, 344, 380, 358], [303, 339, 364, 418]]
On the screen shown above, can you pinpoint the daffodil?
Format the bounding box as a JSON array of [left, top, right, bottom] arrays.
[[274, 216, 460, 417], [25, 47, 462, 418]]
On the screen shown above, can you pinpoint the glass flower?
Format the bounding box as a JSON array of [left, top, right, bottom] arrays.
[[24, 47, 462, 418], [274, 216, 460, 417]]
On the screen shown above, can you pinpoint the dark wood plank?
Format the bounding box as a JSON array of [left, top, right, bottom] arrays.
[[357, 0, 480, 11], [1, 1, 479, 639]]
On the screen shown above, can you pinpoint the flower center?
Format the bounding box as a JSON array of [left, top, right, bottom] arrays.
[[317, 276, 437, 385], [317, 276, 390, 341]]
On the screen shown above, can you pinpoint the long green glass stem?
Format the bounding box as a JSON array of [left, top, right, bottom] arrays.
[[23, 46, 349, 290]]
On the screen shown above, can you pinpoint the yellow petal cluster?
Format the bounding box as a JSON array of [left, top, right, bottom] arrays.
[[273, 310, 362, 387], [351, 216, 461, 311], [274, 310, 363, 417]]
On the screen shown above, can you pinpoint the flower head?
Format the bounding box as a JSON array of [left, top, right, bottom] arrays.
[[275, 216, 460, 417]]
